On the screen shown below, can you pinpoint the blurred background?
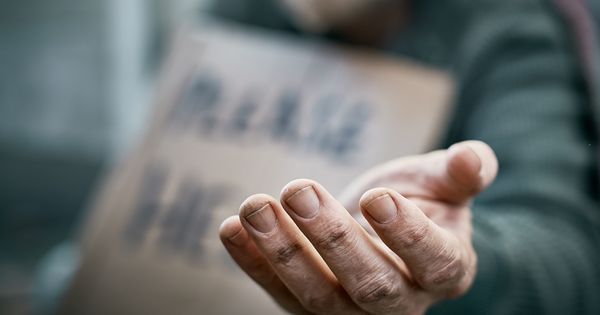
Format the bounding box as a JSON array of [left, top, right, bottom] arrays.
[[0, 0, 209, 313], [2, 1, 600, 314]]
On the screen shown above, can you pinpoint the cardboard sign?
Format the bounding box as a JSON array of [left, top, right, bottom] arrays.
[[59, 21, 453, 315]]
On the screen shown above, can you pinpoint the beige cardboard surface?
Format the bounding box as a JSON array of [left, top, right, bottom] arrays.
[[60, 21, 454, 315]]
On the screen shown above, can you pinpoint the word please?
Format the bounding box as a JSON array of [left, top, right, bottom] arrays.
[[167, 70, 373, 161]]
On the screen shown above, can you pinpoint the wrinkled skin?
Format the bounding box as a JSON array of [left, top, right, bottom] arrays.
[[219, 140, 498, 314]]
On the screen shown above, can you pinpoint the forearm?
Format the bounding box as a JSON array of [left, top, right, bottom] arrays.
[[430, 207, 600, 315], [435, 1, 600, 314]]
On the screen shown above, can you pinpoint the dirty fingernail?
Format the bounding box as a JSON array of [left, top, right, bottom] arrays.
[[285, 186, 319, 219], [245, 204, 277, 233], [364, 194, 397, 224]]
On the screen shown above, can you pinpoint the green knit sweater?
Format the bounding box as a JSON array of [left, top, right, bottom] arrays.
[[208, 0, 600, 314]]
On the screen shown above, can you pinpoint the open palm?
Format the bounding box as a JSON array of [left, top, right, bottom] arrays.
[[220, 141, 498, 314]]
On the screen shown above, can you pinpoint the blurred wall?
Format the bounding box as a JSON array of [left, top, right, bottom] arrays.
[[0, 0, 209, 313]]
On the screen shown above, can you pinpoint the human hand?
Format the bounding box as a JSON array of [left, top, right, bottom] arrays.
[[219, 141, 498, 314], [278, 0, 388, 31]]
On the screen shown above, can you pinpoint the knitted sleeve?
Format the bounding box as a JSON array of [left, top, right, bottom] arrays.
[[432, 2, 600, 314]]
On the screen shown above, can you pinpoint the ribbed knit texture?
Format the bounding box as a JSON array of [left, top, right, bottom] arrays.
[[209, 0, 600, 313], [429, 1, 600, 313]]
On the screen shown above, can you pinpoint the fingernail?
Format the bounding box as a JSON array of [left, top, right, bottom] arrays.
[[364, 194, 397, 224], [245, 204, 277, 233], [285, 186, 319, 219], [219, 217, 246, 246], [227, 228, 246, 246], [462, 143, 483, 178]]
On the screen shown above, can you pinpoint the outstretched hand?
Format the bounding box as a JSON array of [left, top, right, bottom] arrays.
[[219, 141, 498, 314]]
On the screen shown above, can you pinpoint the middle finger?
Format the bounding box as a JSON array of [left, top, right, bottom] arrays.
[[280, 179, 422, 315]]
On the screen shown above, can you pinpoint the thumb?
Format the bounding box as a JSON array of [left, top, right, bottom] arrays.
[[338, 140, 499, 212], [442, 140, 498, 203]]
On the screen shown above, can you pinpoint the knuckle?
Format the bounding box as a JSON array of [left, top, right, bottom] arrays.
[[315, 222, 354, 252], [300, 292, 334, 313], [352, 274, 402, 306], [421, 250, 466, 290], [246, 259, 273, 282], [398, 223, 429, 249], [273, 242, 303, 265]]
